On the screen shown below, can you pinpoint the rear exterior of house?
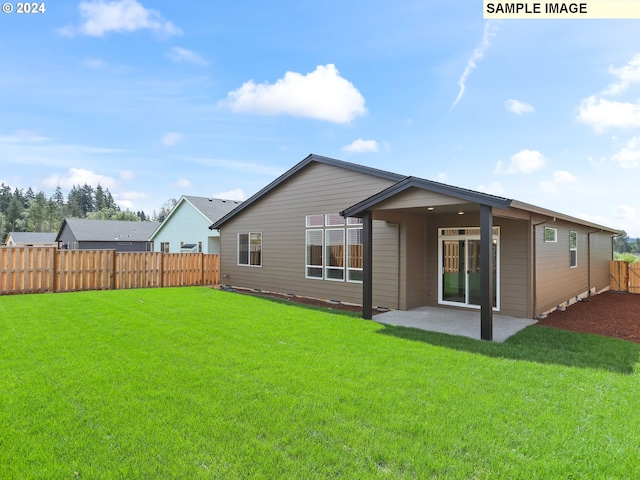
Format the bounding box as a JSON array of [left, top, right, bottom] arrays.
[[150, 196, 241, 254], [212, 155, 618, 321]]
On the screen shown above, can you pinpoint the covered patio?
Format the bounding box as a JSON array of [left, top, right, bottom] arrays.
[[374, 306, 537, 343]]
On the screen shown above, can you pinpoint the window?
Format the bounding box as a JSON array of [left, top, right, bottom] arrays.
[[544, 227, 557, 242], [347, 228, 363, 282], [160, 242, 169, 253], [570, 231, 577, 268], [325, 229, 345, 280], [238, 232, 262, 266], [198, 241, 202, 253], [305, 230, 323, 278], [305, 213, 362, 283]]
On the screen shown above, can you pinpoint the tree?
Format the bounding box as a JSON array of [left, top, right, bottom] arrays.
[[614, 231, 630, 254], [154, 198, 177, 223], [26, 192, 48, 232], [6, 196, 24, 232]]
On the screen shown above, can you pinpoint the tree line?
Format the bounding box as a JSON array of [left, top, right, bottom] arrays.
[[614, 231, 640, 255], [0, 183, 156, 243]]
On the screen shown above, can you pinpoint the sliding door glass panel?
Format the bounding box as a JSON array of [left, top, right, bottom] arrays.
[[442, 240, 466, 303]]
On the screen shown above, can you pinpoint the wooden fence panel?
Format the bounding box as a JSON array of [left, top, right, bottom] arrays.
[[203, 254, 220, 285], [0, 247, 55, 294], [114, 252, 163, 290], [610, 260, 629, 292], [55, 250, 115, 292], [630, 262, 640, 294], [0, 248, 220, 295], [163, 253, 202, 287]]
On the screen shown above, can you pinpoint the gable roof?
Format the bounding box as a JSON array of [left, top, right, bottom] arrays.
[[7, 232, 58, 245], [210, 153, 622, 235], [56, 219, 160, 242], [341, 176, 513, 217], [210, 154, 406, 229], [151, 196, 242, 240]]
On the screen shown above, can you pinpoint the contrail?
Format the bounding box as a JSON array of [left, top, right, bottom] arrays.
[[451, 21, 499, 109]]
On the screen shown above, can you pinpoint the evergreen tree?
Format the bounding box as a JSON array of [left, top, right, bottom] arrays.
[[26, 192, 48, 232], [6, 196, 24, 232]]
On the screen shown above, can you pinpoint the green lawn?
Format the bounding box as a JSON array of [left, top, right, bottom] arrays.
[[1, 287, 639, 479]]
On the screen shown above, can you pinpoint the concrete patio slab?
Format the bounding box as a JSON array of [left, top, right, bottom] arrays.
[[374, 306, 537, 342]]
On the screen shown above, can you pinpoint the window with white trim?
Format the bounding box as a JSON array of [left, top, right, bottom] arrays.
[[304, 214, 362, 282], [544, 227, 557, 242], [569, 231, 577, 268], [238, 232, 262, 266], [325, 229, 345, 280], [305, 229, 323, 278]]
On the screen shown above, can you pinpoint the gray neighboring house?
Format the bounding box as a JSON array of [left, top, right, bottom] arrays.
[[211, 154, 621, 340], [56, 218, 160, 252], [5, 232, 58, 247], [150, 196, 242, 254]]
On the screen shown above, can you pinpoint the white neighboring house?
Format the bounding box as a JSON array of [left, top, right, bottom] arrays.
[[150, 196, 242, 254]]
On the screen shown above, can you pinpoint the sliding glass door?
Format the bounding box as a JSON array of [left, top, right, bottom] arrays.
[[439, 228, 499, 309]]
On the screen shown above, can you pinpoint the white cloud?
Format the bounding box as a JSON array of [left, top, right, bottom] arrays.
[[184, 157, 284, 177], [60, 0, 182, 38], [118, 190, 146, 200], [161, 132, 184, 146], [553, 170, 577, 183], [495, 149, 545, 174], [221, 64, 367, 124], [120, 170, 135, 180], [540, 180, 556, 193], [615, 204, 636, 219], [436, 172, 448, 182], [43, 168, 117, 189], [167, 47, 208, 66], [116, 199, 134, 210], [602, 53, 640, 96], [172, 179, 192, 188], [577, 96, 640, 132], [612, 135, 640, 168], [342, 138, 379, 153], [505, 99, 534, 115], [0, 130, 49, 143], [213, 189, 246, 201], [476, 181, 505, 195], [451, 21, 498, 109]]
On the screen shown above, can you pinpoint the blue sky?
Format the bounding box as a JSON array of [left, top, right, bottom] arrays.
[[1, 1, 640, 236]]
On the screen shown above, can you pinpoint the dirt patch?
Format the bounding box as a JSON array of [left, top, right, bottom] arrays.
[[537, 291, 640, 343], [218, 286, 383, 315]]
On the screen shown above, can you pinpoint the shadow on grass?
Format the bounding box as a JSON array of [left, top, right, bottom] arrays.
[[376, 324, 640, 375]]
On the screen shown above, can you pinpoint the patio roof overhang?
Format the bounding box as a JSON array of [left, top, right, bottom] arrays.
[[342, 177, 512, 342]]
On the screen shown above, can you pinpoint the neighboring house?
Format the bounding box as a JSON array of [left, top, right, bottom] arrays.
[[211, 154, 621, 339], [56, 218, 160, 252], [5, 232, 58, 247], [150, 196, 242, 254]]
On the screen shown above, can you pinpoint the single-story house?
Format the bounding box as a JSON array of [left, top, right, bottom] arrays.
[[211, 154, 621, 340], [56, 218, 160, 252], [150, 196, 242, 253], [5, 232, 58, 247]]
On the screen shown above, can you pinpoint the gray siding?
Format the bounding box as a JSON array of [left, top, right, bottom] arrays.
[[423, 212, 530, 318], [535, 222, 613, 315], [219, 162, 399, 307]]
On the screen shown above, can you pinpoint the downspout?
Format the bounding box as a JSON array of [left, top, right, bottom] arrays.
[[586, 229, 604, 298]]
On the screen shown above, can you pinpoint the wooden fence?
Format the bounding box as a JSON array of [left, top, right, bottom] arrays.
[[610, 260, 640, 294], [0, 247, 220, 295]]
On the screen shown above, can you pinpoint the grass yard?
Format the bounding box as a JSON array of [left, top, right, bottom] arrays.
[[1, 287, 639, 479]]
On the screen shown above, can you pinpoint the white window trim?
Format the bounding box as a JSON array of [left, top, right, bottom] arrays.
[[570, 231, 578, 268], [325, 228, 345, 281], [325, 213, 345, 227], [437, 226, 500, 311], [346, 227, 363, 283], [544, 227, 558, 243], [305, 229, 324, 280], [237, 232, 262, 267]]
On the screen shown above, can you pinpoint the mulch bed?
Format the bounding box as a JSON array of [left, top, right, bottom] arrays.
[[222, 287, 640, 344], [536, 291, 640, 344]]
